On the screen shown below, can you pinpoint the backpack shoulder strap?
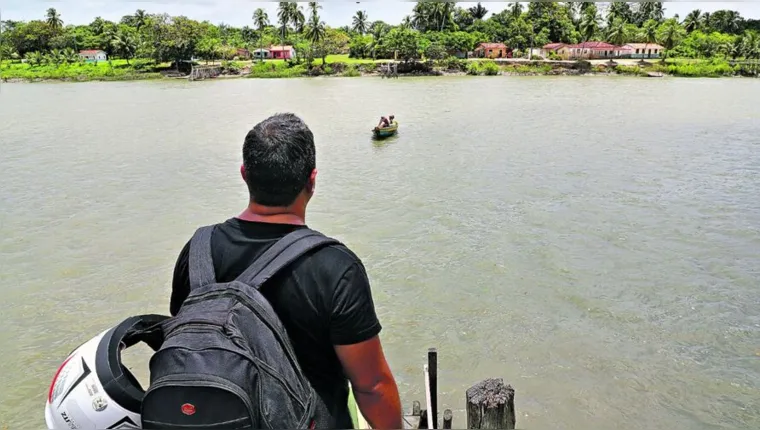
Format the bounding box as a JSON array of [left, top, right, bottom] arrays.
[[188, 225, 217, 291], [234, 228, 340, 289]]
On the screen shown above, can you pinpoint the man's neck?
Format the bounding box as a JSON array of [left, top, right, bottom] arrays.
[[237, 205, 306, 226]]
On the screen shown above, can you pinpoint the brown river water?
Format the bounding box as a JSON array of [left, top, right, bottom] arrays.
[[1, 75, 759, 429]]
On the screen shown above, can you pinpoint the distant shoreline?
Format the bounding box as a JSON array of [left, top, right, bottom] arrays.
[[2, 58, 758, 83]]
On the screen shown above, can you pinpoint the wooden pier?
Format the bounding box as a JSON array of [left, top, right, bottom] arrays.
[[380, 62, 399, 79], [188, 65, 221, 81], [366, 346, 516, 429]]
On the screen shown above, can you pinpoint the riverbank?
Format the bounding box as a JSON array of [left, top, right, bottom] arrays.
[[2, 57, 758, 83]]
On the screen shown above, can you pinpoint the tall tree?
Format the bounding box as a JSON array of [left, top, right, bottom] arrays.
[[46, 8, 63, 31], [683, 10, 701, 33], [657, 18, 686, 62], [640, 19, 659, 60], [134, 10, 147, 30], [305, 3, 326, 65], [352, 10, 368, 35], [111, 28, 137, 64], [277, 2, 292, 47], [468, 3, 488, 21], [606, 17, 627, 46], [509, 2, 523, 19], [579, 6, 599, 42], [252, 8, 269, 61]]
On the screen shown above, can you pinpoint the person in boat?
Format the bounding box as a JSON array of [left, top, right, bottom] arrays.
[[389, 115, 396, 125], [169, 113, 402, 430], [377, 116, 390, 129]]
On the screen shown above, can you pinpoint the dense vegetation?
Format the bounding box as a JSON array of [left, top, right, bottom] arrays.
[[1, 2, 758, 81]]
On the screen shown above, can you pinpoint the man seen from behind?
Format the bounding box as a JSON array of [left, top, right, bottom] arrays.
[[169, 112, 403, 429]]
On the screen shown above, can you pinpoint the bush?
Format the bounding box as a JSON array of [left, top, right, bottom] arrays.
[[362, 62, 377, 73], [343, 64, 361, 77], [221, 60, 242, 74], [614, 65, 648, 76], [468, 60, 500, 76], [436, 56, 467, 71], [481, 61, 500, 75], [247, 61, 307, 78], [466, 61, 481, 75]]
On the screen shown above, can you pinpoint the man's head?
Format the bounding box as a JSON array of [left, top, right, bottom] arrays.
[[389, 115, 395, 121], [241, 113, 316, 209]]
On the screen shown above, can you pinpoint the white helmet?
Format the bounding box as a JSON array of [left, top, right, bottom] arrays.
[[44, 314, 168, 429]]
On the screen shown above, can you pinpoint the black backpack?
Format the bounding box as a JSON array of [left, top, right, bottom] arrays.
[[140, 225, 340, 429]]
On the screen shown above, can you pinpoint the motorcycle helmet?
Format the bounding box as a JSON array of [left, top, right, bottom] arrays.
[[44, 314, 168, 429]]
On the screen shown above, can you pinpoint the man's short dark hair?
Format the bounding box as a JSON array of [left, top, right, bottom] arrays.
[[242, 113, 316, 207]]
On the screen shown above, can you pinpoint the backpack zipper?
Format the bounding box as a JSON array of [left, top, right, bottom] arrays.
[[147, 373, 255, 420], [182, 290, 304, 373]]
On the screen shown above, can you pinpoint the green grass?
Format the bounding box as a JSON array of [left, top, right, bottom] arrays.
[[324, 54, 379, 64], [0, 58, 167, 81]]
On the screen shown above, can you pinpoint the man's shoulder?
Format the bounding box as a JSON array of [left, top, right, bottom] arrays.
[[304, 235, 367, 275]]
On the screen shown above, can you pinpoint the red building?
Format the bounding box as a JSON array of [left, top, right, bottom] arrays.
[[474, 43, 511, 59], [269, 45, 295, 60]]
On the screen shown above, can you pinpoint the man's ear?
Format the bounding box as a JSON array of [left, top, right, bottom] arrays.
[[307, 168, 318, 193], [240, 164, 246, 182]]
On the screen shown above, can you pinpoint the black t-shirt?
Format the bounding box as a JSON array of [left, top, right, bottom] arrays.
[[170, 218, 382, 429]]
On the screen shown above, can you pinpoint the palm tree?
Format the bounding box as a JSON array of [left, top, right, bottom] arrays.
[[606, 17, 627, 47], [607, 2, 632, 24], [352, 11, 368, 35], [509, 2, 523, 19], [62, 48, 79, 64], [435, 2, 455, 31], [46, 8, 63, 31], [580, 8, 599, 42], [253, 8, 269, 62], [277, 2, 292, 48], [308, 2, 321, 18], [292, 4, 305, 33], [651, 3, 665, 22], [657, 19, 685, 62], [400, 16, 413, 30], [305, 10, 326, 65], [468, 3, 488, 21], [111, 30, 137, 64], [134, 9, 147, 30], [700, 12, 712, 32], [683, 10, 701, 33], [640, 20, 658, 62]]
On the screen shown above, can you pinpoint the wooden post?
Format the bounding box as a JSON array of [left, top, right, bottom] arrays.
[[442, 409, 453, 429], [417, 410, 428, 429], [465, 378, 515, 429], [428, 348, 438, 429]]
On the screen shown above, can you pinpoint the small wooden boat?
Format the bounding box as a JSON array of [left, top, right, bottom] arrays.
[[373, 121, 399, 138]]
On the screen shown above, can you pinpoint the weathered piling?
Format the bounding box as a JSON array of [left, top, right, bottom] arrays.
[[428, 348, 438, 429], [380, 62, 399, 78], [465, 378, 516, 429], [442, 409, 453, 429]]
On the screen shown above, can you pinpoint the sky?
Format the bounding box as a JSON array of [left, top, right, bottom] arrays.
[[2, 1, 759, 28]]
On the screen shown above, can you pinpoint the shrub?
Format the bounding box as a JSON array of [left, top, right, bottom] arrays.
[[481, 60, 500, 75], [343, 64, 361, 77]]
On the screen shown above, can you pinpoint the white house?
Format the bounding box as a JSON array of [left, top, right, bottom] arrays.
[[79, 50, 108, 62], [622, 43, 665, 59], [252, 49, 271, 60]]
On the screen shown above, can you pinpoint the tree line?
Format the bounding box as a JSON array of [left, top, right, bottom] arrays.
[[1, 2, 759, 68]]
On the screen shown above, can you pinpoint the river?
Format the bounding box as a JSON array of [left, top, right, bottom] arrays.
[[1, 76, 759, 429]]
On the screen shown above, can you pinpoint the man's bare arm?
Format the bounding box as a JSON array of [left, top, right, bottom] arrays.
[[335, 336, 403, 429]]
